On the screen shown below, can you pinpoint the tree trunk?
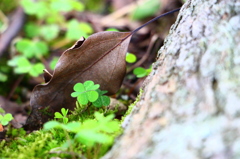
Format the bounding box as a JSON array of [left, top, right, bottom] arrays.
[[103, 0, 240, 158]]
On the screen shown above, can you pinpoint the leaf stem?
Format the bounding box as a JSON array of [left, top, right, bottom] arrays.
[[123, 8, 181, 40]]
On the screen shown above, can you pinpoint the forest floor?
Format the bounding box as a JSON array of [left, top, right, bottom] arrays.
[[0, 0, 182, 158]]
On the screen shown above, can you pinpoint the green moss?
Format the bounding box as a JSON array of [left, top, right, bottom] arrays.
[[121, 88, 143, 123], [0, 130, 65, 159], [0, 103, 123, 159], [0, 88, 142, 159]]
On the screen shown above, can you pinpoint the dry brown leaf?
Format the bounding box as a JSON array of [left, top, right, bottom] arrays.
[[24, 9, 180, 130], [24, 31, 132, 130]]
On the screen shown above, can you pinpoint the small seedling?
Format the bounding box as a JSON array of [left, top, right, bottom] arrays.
[[0, 108, 14, 126], [133, 66, 152, 78], [71, 80, 100, 105], [54, 108, 69, 124], [44, 112, 120, 148], [126, 53, 137, 63]]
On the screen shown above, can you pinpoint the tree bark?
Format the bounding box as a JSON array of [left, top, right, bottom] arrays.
[[103, 0, 240, 158]]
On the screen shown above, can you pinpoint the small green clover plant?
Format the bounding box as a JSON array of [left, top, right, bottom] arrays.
[[54, 108, 69, 124], [133, 66, 152, 78], [71, 81, 110, 107], [126, 53, 137, 63], [71, 81, 100, 105], [8, 56, 45, 77], [0, 108, 14, 126], [15, 39, 49, 58]]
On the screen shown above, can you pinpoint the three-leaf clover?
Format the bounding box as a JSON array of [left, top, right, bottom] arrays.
[[0, 113, 14, 126], [92, 90, 110, 107], [16, 39, 48, 58], [8, 56, 45, 77], [71, 81, 100, 105], [54, 108, 69, 124]]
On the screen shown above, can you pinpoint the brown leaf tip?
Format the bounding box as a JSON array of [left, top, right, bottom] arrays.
[[43, 69, 53, 83], [70, 37, 86, 50]]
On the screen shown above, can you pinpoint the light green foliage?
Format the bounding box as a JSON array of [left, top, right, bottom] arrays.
[[0, 72, 7, 82], [9, 0, 93, 78], [49, 56, 59, 70], [121, 88, 143, 123], [133, 66, 152, 78], [25, 23, 60, 41], [0, 131, 66, 159], [40, 24, 60, 41], [20, 0, 84, 22], [66, 20, 93, 40], [8, 56, 45, 77], [0, 108, 121, 158], [54, 108, 69, 124], [44, 112, 120, 148], [131, 0, 161, 20], [67, 100, 117, 124], [0, 108, 14, 126], [126, 53, 137, 63], [6, 127, 26, 138], [24, 23, 40, 38], [0, 114, 13, 126], [0, 64, 10, 82], [71, 81, 100, 105], [0, 84, 121, 159], [15, 39, 48, 58], [105, 28, 119, 32]]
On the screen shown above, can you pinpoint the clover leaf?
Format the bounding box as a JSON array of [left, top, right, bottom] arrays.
[[16, 39, 48, 58], [8, 56, 44, 77], [66, 20, 93, 40], [92, 90, 110, 107], [0, 113, 14, 126], [71, 81, 100, 105], [126, 53, 137, 63], [133, 66, 152, 78], [54, 108, 69, 124]]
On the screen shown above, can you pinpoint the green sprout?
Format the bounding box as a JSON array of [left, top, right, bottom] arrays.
[[54, 108, 69, 124], [126, 53, 137, 63], [133, 66, 152, 78], [44, 112, 120, 148], [0, 108, 14, 126]]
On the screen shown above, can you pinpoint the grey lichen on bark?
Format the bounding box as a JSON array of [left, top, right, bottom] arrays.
[[103, 0, 240, 159]]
